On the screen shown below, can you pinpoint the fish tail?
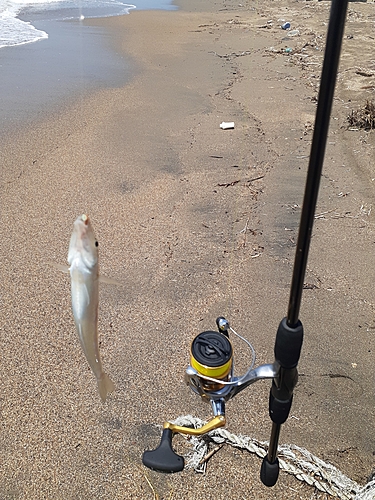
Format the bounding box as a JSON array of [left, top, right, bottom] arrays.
[[97, 373, 115, 402]]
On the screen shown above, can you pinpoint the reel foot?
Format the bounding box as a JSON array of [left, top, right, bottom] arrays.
[[142, 428, 184, 473], [260, 456, 279, 487]]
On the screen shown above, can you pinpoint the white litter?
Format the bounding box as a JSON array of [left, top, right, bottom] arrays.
[[220, 121, 235, 129]]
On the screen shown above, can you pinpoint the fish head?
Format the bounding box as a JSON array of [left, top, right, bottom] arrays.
[[68, 214, 99, 270]]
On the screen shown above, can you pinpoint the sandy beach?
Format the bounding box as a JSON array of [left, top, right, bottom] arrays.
[[0, 0, 374, 498]]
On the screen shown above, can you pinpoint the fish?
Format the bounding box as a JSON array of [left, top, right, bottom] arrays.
[[68, 214, 115, 402]]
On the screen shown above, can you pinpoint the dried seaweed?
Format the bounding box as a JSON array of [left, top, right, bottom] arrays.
[[348, 100, 375, 130]]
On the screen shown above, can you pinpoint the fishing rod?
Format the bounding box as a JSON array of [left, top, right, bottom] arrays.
[[261, 0, 349, 486], [142, 0, 349, 486]]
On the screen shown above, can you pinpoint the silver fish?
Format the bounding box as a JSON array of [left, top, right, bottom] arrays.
[[68, 214, 115, 402]]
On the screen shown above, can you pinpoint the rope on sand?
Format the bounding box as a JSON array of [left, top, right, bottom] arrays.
[[172, 415, 375, 500]]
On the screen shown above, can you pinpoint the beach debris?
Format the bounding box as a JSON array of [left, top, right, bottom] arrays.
[[247, 174, 265, 183], [218, 179, 240, 187], [266, 46, 297, 56], [68, 214, 115, 403], [303, 283, 319, 290], [360, 203, 372, 217], [220, 121, 234, 130], [209, 50, 251, 59], [142, 472, 159, 500], [239, 218, 250, 234], [355, 68, 374, 77], [198, 444, 223, 466], [314, 209, 337, 219], [288, 29, 300, 37], [347, 100, 375, 130], [257, 20, 273, 29], [281, 22, 291, 30]]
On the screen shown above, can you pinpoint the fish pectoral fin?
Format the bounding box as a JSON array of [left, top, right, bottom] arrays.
[[97, 373, 115, 402], [49, 262, 70, 274], [77, 323, 85, 347], [82, 284, 91, 306], [99, 276, 122, 286]]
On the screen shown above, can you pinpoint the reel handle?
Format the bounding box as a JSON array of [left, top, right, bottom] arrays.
[[142, 428, 184, 473], [142, 416, 226, 473]]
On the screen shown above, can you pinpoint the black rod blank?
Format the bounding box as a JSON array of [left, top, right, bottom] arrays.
[[287, 0, 349, 328]]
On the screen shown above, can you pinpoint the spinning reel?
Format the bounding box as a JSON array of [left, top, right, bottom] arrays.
[[142, 315, 302, 484], [142, 317, 280, 474], [143, 0, 348, 487]]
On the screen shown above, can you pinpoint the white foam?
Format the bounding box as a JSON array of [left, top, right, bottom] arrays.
[[0, 7, 48, 47], [0, 0, 135, 48]]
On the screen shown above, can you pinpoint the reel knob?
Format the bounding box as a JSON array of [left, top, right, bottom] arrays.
[[216, 317, 230, 336], [142, 429, 184, 473]]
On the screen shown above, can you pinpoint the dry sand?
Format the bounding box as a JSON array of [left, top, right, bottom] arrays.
[[0, 0, 374, 498]]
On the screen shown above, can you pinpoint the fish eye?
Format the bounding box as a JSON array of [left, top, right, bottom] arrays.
[[95, 241, 99, 247]]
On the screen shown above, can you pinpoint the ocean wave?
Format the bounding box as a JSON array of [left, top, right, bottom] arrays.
[[0, 0, 136, 48]]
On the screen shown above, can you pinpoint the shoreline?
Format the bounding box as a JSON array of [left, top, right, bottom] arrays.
[[1, 1, 374, 498]]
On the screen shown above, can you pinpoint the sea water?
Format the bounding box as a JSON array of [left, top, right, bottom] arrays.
[[0, 0, 176, 49], [0, 0, 176, 130]]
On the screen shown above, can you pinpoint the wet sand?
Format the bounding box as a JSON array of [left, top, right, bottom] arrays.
[[0, 0, 374, 498], [0, 18, 133, 133]]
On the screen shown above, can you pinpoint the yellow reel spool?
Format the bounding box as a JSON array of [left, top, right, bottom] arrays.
[[190, 331, 233, 381]]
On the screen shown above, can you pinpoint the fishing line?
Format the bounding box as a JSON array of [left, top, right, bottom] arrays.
[[220, 145, 254, 336], [220, 39, 268, 335]]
